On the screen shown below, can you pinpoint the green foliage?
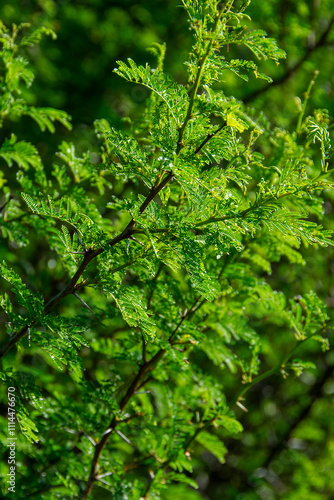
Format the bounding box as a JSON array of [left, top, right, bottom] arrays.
[[0, 261, 44, 325], [0, 134, 43, 171], [114, 58, 189, 126], [0, 22, 71, 130], [196, 431, 227, 464], [0, 2, 333, 500], [102, 283, 156, 341]]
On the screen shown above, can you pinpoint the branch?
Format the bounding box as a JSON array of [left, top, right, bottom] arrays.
[[0, 172, 173, 360], [195, 203, 255, 228], [243, 17, 334, 103], [0, 1, 228, 361], [144, 332, 325, 495], [261, 362, 333, 469], [194, 122, 227, 155], [81, 350, 163, 499], [81, 294, 204, 499], [194, 175, 327, 229], [176, 3, 227, 152], [229, 337, 309, 407]]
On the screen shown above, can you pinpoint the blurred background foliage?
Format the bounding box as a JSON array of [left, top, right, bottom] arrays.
[[0, 1, 334, 499]]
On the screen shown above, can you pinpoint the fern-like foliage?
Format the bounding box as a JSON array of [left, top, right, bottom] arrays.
[[0, 22, 71, 130], [0, 261, 44, 325], [0, 3, 333, 500], [0, 134, 43, 171]]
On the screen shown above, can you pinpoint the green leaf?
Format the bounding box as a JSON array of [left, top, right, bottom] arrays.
[[103, 284, 156, 340], [242, 29, 286, 62], [285, 359, 316, 377], [167, 472, 198, 489], [114, 58, 189, 125], [196, 431, 227, 463], [20, 26, 56, 47], [17, 411, 39, 443], [107, 128, 151, 180], [0, 261, 44, 320], [23, 106, 72, 132], [5, 56, 34, 89], [215, 415, 243, 434], [0, 134, 43, 171]]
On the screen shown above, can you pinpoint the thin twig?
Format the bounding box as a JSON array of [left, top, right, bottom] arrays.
[[82, 432, 96, 447], [73, 292, 94, 314], [96, 471, 113, 478], [73, 229, 87, 252], [142, 334, 147, 364], [194, 123, 226, 155], [129, 235, 145, 246], [115, 429, 133, 446], [95, 477, 112, 486]]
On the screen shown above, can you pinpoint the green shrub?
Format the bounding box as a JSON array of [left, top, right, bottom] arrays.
[[0, 2, 332, 499]]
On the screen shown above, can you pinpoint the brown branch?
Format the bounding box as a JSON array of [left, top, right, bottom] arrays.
[[81, 295, 203, 499], [143, 330, 327, 496], [82, 349, 164, 499], [262, 362, 333, 469], [194, 122, 226, 155], [0, 172, 173, 360], [244, 16, 334, 103], [83, 247, 233, 497], [0, 31, 228, 362], [0, 46, 226, 361]]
